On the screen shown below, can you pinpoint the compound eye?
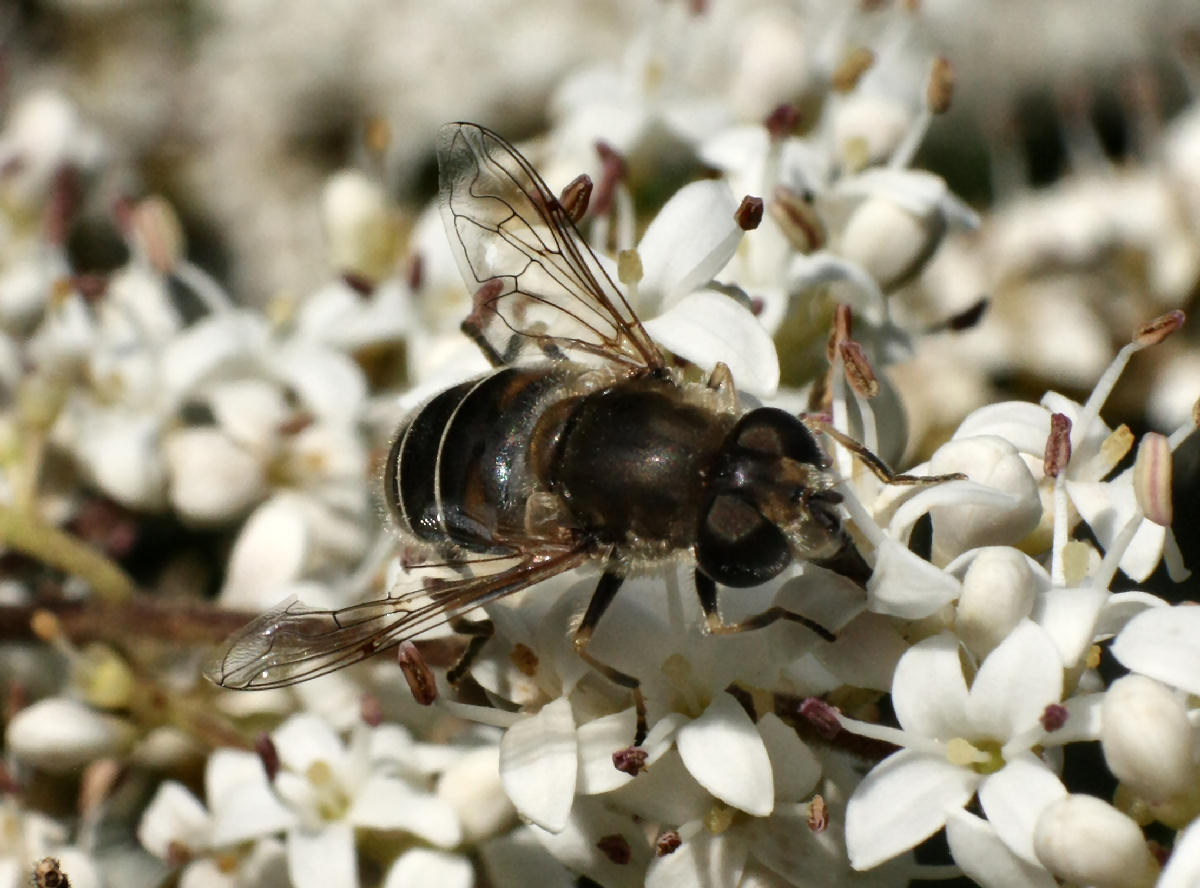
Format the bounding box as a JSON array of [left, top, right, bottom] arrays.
[[696, 494, 790, 588], [733, 408, 825, 466]]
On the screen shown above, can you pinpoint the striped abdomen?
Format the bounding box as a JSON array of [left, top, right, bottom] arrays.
[[385, 366, 571, 554]]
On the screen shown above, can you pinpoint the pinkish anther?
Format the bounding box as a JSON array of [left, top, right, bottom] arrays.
[[799, 697, 842, 739], [612, 745, 648, 776], [1041, 703, 1069, 732], [764, 104, 799, 140], [1044, 413, 1072, 478], [255, 732, 280, 782]]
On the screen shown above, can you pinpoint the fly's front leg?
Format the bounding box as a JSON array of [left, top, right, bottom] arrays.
[[805, 417, 965, 486], [695, 570, 836, 642], [573, 569, 647, 743]]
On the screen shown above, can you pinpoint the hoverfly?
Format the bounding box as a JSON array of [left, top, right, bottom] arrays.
[[205, 122, 874, 696]]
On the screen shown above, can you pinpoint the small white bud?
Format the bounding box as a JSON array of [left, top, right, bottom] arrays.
[[1034, 794, 1158, 888], [955, 547, 1035, 660], [436, 746, 515, 843], [322, 170, 400, 285], [165, 427, 266, 524], [928, 436, 1043, 564], [839, 197, 942, 292], [6, 697, 135, 772], [1101, 674, 1199, 824]]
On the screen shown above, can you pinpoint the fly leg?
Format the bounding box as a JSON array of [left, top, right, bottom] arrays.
[[445, 614, 495, 686], [573, 569, 648, 743], [694, 570, 836, 642], [804, 418, 965, 486]]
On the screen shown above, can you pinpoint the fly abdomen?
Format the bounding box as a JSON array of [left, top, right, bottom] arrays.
[[386, 366, 570, 553]]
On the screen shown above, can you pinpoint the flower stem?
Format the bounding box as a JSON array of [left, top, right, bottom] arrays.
[[0, 504, 137, 603]]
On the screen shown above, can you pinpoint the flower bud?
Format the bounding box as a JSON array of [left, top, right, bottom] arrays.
[[1101, 675, 1199, 825], [928, 436, 1043, 564], [321, 170, 400, 286], [6, 697, 134, 772], [955, 547, 1035, 660], [838, 196, 943, 291], [1034, 794, 1158, 888]]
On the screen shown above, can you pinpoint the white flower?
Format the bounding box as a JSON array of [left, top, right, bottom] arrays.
[[0, 803, 103, 888], [631, 180, 776, 395], [145, 714, 472, 888], [842, 620, 1084, 871]]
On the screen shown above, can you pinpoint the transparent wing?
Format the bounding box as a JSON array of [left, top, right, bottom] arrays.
[[437, 122, 664, 370], [204, 549, 588, 689]]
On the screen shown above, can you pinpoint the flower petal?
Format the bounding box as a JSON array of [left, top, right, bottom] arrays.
[[637, 179, 741, 306], [891, 633, 968, 739], [867, 539, 961, 619], [646, 824, 746, 888], [479, 826, 575, 888], [945, 809, 1058, 888], [577, 707, 639, 795], [756, 713, 820, 803], [529, 797, 649, 888], [500, 697, 578, 832], [676, 691, 774, 816], [137, 781, 210, 858], [1066, 479, 1164, 582], [643, 289, 779, 397], [1032, 585, 1108, 668], [1160, 817, 1200, 888], [350, 776, 462, 847], [273, 713, 347, 775], [845, 749, 978, 870], [286, 823, 356, 888], [1111, 604, 1200, 695], [968, 620, 1062, 741], [978, 754, 1067, 865], [383, 849, 472, 888]]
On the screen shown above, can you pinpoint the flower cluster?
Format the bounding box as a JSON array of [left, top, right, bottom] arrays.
[[1, 3, 1198, 888]]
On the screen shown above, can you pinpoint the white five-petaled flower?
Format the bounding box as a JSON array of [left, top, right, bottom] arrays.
[[841, 619, 1092, 873]]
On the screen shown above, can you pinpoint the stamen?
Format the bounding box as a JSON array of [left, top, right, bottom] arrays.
[[397, 640, 437, 705], [734, 195, 764, 231], [1077, 311, 1185, 443], [558, 174, 593, 224], [831, 46, 875, 93], [1132, 432, 1172, 527]]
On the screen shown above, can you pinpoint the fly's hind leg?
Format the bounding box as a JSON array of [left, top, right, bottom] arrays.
[[574, 569, 648, 744], [695, 570, 836, 642]]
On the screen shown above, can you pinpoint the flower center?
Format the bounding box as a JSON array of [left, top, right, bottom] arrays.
[[945, 737, 1004, 774], [306, 760, 350, 820]]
